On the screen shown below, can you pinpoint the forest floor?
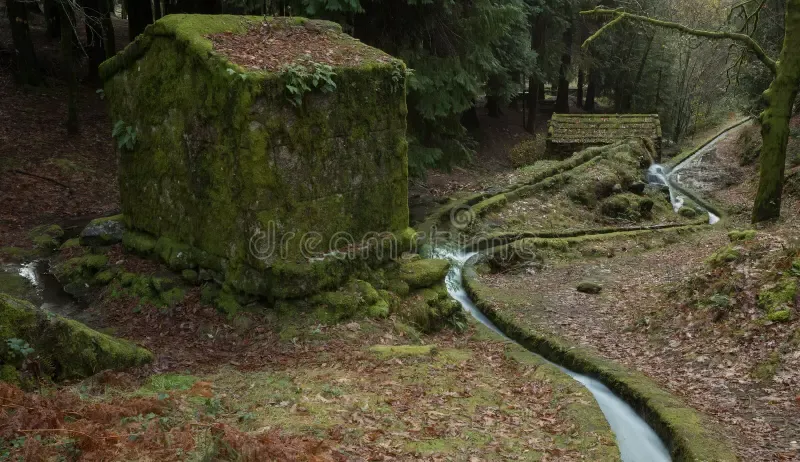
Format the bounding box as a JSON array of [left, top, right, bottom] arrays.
[[469, 120, 800, 460]]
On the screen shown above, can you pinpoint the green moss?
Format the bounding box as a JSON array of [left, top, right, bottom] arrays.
[[0, 293, 153, 383], [93, 269, 117, 285], [137, 373, 199, 395], [368, 344, 436, 358], [397, 259, 450, 289], [678, 206, 698, 218], [122, 230, 157, 254], [758, 278, 797, 313], [53, 254, 109, 288], [214, 290, 241, 317], [0, 364, 20, 385], [155, 237, 195, 271], [160, 287, 186, 307], [576, 281, 603, 294], [29, 224, 64, 251], [394, 284, 465, 333], [728, 229, 757, 242], [767, 310, 792, 322], [0, 247, 36, 262], [599, 193, 654, 219], [181, 269, 199, 282], [706, 245, 741, 268], [59, 238, 81, 250]]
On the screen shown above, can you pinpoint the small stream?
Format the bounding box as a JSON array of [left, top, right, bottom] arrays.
[[435, 249, 672, 462]]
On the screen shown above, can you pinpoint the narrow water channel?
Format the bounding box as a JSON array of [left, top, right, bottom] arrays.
[[434, 249, 672, 462]]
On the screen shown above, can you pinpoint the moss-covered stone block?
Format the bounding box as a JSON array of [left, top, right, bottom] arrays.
[[122, 230, 158, 254], [102, 14, 409, 299], [394, 284, 465, 332], [397, 259, 450, 289], [0, 293, 153, 383]]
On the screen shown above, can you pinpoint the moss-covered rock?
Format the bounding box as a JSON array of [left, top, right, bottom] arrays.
[[678, 206, 698, 218], [102, 14, 409, 300], [53, 254, 109, 296], [0, 293, 152, 384], [29, 224, 64, 251], [80, 214, 126, 247], [758, 278, 796, 314], [394, 284, 465, 332], [599, 193, 654, 220], [728, 229, 757, 242], [767, 310, 792, 323], [309, 279, 390, 322], [576, 281, 603, 294], [397, 259, 450, 289], [706, 245, 741, 268]]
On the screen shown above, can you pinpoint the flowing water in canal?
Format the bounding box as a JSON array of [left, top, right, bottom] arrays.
[[434, 249, 672, 462]]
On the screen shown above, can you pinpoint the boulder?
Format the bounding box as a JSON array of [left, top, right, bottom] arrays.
[[0, 293, 152, 385], [398, 259, 450, 289], [80, 215, 126, 247], [576, 281, 603, 294]]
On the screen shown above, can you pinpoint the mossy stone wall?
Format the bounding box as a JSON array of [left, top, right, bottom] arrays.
[[101, 15, 409, 296]]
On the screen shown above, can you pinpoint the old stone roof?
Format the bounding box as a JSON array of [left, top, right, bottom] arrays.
[[100, 14, 397, 81], [548, 114, 662, 145]]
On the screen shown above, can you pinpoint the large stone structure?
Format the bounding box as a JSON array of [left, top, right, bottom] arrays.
[[100, 15, 410, 299], [547, 114, 663, 160]]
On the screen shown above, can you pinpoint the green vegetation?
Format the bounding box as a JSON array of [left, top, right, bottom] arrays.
[[0, 293, 152, 385]]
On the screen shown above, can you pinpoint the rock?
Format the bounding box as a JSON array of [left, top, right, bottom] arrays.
[[311, 280, 387, 322], [600, 193, 654, 219], [29, 224, 64, 251], [576, 281, 602, 294], [0, 293, 152, 384], [80, 215, 125, 247], [398, 258, 450, 289], [394, 284, 465, 333], [612, 183, 624, 194], [629, 182, 647, 195], [728, 230, 757, 242]]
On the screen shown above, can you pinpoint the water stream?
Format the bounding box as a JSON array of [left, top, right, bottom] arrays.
[[435, 248, 672, 462]]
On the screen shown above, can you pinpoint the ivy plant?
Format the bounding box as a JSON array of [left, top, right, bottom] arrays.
[[112, 120, 138, 151], [279, 56, 337, 107]]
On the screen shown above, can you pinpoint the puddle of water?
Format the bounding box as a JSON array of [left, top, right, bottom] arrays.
[[436, 249, 672, 462], [14, 259, 95, 325]]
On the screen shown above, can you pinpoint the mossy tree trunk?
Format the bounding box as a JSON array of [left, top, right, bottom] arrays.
[[752, 0, 800, 222], [577, 69, 584, 108], [555, 25, 573, 113], [60, 2, 78, 134], [6, 0, 42, 85]]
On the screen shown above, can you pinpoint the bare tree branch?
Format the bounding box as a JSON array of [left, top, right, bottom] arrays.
[[580, 7, 778, 75]]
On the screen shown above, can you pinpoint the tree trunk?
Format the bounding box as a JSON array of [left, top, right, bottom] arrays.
[[628, 33, 655, 111], [128, 0, 153, 41], [555, 25, 573, 113], [44, 0, 61, 39], [103, 1, 116, 57], [584, 71, 596, 111], [526, 15, 546, 133], [6, 0, 42, 85], [752, 0, 800, 222], [60, 3, 79, 134], [487, 95, 501, 117], [83, 0, 106, 83], [577, 69, 584, 108]]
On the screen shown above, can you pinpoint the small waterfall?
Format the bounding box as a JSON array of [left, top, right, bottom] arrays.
[[434, 248, 672, 462], [648, 163, 719, 224]]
